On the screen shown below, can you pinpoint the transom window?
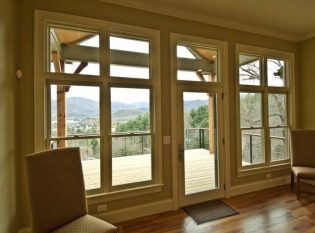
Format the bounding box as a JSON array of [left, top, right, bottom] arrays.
[[35, 13, 161, 197], [236, 44, 294, 173]]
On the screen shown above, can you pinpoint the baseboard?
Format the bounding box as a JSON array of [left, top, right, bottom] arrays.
[[18, 228, 31, 233], [95, 198, 173, 223], [230, 175, 291, 197]]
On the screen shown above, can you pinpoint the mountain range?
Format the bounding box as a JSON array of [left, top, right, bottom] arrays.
[[51, 97, 207, 120]]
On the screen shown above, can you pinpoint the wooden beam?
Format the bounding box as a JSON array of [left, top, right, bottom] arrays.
[[74, 61, 88, 74], [61, 45, 215, 72]]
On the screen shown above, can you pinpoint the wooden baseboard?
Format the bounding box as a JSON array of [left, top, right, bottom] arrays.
[[95, 199, 173, 223], [230, 176, 291, 197], [18, 228, 30, 233]]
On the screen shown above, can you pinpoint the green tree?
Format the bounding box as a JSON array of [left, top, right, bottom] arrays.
[[115, 113, 150, 132], [189, 105, 208, 128], [90, 139, 98, 156]]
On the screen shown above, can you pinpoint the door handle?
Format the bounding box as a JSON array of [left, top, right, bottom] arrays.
[[178, 144, 184, 161]]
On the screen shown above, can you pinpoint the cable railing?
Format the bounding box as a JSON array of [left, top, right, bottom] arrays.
[[185, 128, 209, 150], [242, 133, 286, 164]]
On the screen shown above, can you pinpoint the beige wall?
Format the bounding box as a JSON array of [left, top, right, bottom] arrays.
[[0, 0, 18, 232], [298, 38, 315, 129], [17, 0, 298, 228]]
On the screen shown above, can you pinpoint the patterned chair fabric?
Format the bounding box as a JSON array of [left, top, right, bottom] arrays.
[[26, 147, 117, 233]]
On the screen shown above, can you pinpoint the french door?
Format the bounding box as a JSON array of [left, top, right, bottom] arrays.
[[177, 86, 225, 206]]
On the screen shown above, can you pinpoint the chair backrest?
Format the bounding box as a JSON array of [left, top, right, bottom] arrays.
[[26, 147, 87, 233], [290, 129, 315, 167]]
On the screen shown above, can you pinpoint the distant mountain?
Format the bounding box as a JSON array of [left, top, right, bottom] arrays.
[[51, 97, 207, 120], [184, 99, 208, 111], [51, 97, 99, 120]]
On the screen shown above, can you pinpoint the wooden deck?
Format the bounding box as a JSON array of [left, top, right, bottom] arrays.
[[82, 148, 216, 193]]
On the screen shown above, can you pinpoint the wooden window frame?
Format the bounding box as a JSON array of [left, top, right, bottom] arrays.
[[34, 10, 163, 200], [235, 44, 296, 177]]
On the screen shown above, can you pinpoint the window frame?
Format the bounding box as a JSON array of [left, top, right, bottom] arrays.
[[34, 10, 162, 199], [235, 44, 295, 177]]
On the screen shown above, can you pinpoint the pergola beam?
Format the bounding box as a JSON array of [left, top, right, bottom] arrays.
[[61, 45, 215, 72]]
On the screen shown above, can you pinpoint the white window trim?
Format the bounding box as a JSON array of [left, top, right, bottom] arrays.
[[170, 33, 230, 208], [34, 10, 163, 200], [235, 44, 296, 177]]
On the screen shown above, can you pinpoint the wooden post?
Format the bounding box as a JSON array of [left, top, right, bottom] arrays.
[[208, 71, 216, 154], [52, 51, 67, 147]]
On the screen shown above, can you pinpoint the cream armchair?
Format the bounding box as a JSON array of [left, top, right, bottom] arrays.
[[290, 130, 315, 199], [25, 147, 117, 233]]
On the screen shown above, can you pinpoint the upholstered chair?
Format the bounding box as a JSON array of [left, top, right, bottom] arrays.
[[25, 147, 117, 233], [290, 130, 315, 199]]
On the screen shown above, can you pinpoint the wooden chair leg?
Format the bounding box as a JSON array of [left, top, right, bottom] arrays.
[[290, 172, 294, 188], [296, 176, 300, 200]]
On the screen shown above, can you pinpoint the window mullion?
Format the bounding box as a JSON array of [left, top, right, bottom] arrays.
[[263, 57, 271, 166], [100, 29, 110, 193]]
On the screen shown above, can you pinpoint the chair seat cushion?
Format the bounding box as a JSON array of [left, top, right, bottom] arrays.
[[292, 166, 315, 179], [52, 214, 117, 233]]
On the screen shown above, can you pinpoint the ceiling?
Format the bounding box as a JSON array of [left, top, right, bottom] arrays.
[[100, 0, 315, 42]]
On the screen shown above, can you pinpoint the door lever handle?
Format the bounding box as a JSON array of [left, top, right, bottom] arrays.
[[178, 144, 184, 161]]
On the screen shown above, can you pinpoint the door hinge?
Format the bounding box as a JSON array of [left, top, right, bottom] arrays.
[[224, 184, 226, 190], [222, 93, 224, 99], [222, 138, 225, 144]]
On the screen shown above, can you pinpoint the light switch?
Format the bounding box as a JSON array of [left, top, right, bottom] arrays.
[[163, 136, 171, 144]]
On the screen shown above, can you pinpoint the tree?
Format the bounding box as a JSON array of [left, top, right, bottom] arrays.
[[115, 113, 150, 132], [189, 105, 208, 128], [90, 139, 98, 156]]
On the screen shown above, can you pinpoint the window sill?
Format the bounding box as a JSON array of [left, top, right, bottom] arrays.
[[87, 183, 164, 205], [237, 163, 291, 177]]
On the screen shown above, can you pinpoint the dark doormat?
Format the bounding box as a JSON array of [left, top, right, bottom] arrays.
[[183, 199, 239, 224]]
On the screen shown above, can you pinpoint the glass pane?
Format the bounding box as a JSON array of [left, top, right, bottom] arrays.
[[50, 138, 101, 190], [112, 135, 152, 186], [110, 36, 150, 79], [268, 59, 285, 87], [177, 44, 218, 82], [183, 92, 218, 195], [50, 85, 100, 138], [270, 128, 289, 162], [241, 129, 264, 166], [239, 54, 261, 86], [240, 92, 262, 128], [110, 87, 152, 186], [268, 94, 287, 127], [49, 27, 99, 75]]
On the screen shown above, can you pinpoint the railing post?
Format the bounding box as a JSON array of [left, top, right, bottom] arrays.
[[142, 135, 144, 155], [199, 129, 202, 148], [249, 134, 253, 164]]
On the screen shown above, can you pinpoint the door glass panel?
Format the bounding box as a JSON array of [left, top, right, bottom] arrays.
[[267, 58, 285, 87], [239, 54, 261, 86], [183, 92, 218, 195], [177, 44, 218, 82], [110, 87, 152, 186]]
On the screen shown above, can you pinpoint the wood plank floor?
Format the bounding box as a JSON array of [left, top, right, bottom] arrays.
[[116, 184, 315, 233]]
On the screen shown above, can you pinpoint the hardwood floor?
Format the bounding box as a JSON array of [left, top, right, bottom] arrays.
[[116, 184, 315, 233]]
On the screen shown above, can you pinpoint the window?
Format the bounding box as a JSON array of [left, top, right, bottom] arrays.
[[236, 44, 295, 174], [35, 11, 162, 197]]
